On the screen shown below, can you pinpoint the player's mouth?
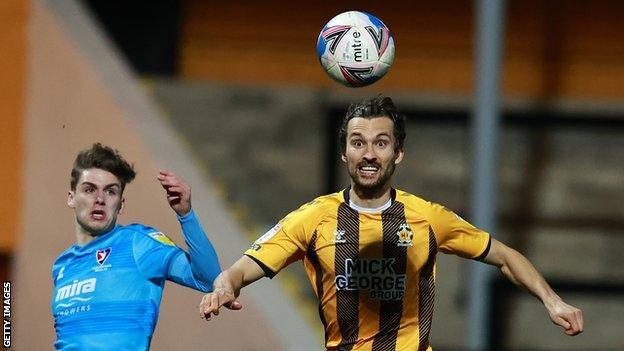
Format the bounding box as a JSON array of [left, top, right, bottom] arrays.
[[357, 164, 380, 178], [90, 210, 107, 221]]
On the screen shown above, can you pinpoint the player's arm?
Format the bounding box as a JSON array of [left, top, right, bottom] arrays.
[[198, 200, 316, 320], [481, 239, 584, 336], [158, 170, 221, 288], [199, 255, 265, 320]]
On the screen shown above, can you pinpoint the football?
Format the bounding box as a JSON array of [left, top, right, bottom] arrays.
[[316, 11, 395, 87]]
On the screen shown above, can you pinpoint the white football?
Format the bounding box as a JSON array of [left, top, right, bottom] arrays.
[[316, 11, 395, 87]]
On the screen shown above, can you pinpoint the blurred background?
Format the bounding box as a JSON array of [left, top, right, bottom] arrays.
[[1, 0, 623, 350]]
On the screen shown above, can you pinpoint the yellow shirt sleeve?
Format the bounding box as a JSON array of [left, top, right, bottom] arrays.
[[244, 199, 323, 275], [426, 202, 491, 259]]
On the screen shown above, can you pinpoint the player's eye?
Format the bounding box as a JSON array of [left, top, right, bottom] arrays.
[[351, 139, 363, 148], [376, 140, 388, 147], [84, 187, 94, 193], [106, 189, 117, 196]]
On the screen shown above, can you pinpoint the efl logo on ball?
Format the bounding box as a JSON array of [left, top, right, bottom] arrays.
[[316, 11, 395, 87]]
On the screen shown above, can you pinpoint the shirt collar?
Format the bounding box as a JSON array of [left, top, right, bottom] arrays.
[[342, 187, 396, 213]]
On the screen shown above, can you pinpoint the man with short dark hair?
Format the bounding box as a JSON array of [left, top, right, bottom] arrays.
[[52, 143, 229, 350], [199, 96, 583, 350]]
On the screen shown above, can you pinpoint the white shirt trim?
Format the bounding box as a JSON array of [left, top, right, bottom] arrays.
[[349, 199, 392, 213]]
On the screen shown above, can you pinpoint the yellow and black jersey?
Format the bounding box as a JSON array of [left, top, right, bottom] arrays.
[[244, 188, 491, 351]]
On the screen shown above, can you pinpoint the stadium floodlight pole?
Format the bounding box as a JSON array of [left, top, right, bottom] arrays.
[[468, 0, 507, 350]]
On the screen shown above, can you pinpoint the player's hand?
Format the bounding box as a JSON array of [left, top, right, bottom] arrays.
[[199, 288, 243, 320], [157, 170, 191, 216], [546, 299, 583, 336]]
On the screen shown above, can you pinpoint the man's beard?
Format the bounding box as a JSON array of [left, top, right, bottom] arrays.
[[348, 159, 396, 199]]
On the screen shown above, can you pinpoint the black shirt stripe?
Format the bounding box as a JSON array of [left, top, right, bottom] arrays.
[[306, 231, 329, 343], [418, 226, 437, 351], [335, 202, 360, 350], [372, 201, 408, 351]]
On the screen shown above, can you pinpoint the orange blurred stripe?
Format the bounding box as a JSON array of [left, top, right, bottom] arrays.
[[0, 0, 27, 253]]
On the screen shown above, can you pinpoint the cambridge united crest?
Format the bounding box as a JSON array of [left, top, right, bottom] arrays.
[[396, 224, 413, 247]]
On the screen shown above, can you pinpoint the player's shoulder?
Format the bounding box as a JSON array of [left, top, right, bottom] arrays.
[[52, 247, 74, 270], [277, 192, 340, 227], [53, 239, 88, 266], [53, 244, 73, 261], [396, 189, 444, 220], [395, 188, 461, 222], [121, 223, 177, 247], [51, 244, 85, 280], [290, 192, 341, 217], [394, 189, 433, 208], [307, 192, 343, 210]]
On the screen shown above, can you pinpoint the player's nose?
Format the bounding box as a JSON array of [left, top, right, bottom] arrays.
[[95, 191, 105, 204], [362, 146, 377, 161]]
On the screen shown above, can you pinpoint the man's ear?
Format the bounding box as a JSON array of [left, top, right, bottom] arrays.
[[118, 198, 125, 215], [67, 191, 75, 208], [394, 148, 404, 165], [341, 154, 347, 163]]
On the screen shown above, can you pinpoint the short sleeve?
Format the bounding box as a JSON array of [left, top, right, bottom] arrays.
[[132, 228, 182, 281], [427, 203, 491, 259], [244, 200, 322, 276]]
